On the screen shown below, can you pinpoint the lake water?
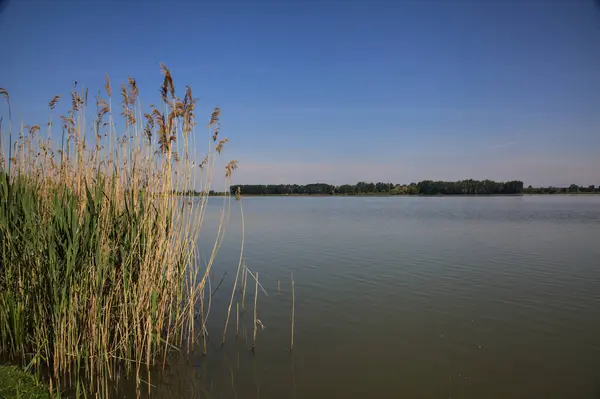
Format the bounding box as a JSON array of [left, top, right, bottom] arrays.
[[127, 196, 600, 398]]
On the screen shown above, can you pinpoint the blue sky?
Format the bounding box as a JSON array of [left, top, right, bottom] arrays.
[[1, 0, 599, 188]]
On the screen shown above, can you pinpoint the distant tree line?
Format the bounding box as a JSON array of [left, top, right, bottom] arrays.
[[523, 184, 599, 194], [414, 180, 524, 195], [230, 180, 528, 196], [176, 181, 600, 197], [229, 183, 336, 196]]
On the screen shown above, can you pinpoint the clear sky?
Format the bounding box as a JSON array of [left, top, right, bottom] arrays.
[[1, 0, 599, 188]]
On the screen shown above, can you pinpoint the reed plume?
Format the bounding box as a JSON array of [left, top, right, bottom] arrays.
[[48, 95, 61, 110], [104, 73, 112, 97]]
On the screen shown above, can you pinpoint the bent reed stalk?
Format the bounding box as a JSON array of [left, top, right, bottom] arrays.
[[0, 65, 239, 395], [291, 272, 295, 351]]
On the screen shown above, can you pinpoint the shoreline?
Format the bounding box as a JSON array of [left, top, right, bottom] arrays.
[[215, 193, 600, 198]]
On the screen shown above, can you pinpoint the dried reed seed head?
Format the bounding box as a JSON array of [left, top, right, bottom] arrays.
[[208, 108, 221, 126], [96, 98, 110, 118], [159, 86, 168, 103], [70, 91, 83, 111], [122, 108, 136, 126], [127, 76, 139, 98], [28, 125, 40, 136], [225, 159, 238, 178], [180, 86, 197, 133], [60, 115, 75, 129], [216, 138, 228, 154], [49, 95, 61, 110], [160, 63, 175, 101], [104, 73, 112, 97], [143, 113, 154, 131], [120, 84, 129, 108], [155, 111, 172, 154], [167, 110, 177, 133], [210, 109, 221, 140], [172, 99, 185, 117], [199, 156, 208, 169], [184, 86, 193, 104], [212, 126, 220, 142], [152, 109, 167, 139], [143, 113, 155, 142], [151, 106, 161, 118]]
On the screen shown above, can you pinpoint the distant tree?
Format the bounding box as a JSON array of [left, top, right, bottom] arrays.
[[569, 184, 579, 193]]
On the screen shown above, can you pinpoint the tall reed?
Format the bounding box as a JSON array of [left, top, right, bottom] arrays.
[[0, 65, 237, 395]]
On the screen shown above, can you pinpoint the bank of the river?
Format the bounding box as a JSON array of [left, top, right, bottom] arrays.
[[237, 193, 600, 198], [236, 192, 600, 198]]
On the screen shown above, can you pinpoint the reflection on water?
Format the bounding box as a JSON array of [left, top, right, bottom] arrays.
[[116, 196, 600, 398]]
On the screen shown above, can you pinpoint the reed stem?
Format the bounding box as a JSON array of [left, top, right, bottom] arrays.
[[241, 265, 248, 310], [252, 272, 259, 352]]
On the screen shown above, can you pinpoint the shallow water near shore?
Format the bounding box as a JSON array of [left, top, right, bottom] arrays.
[[116, 195, 600, 398]]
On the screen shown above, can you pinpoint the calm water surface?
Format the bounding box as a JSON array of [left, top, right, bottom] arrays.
[[130, 196, 600, 398]]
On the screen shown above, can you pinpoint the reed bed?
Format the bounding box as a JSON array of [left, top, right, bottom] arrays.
[[0, 65, 238, 396]]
